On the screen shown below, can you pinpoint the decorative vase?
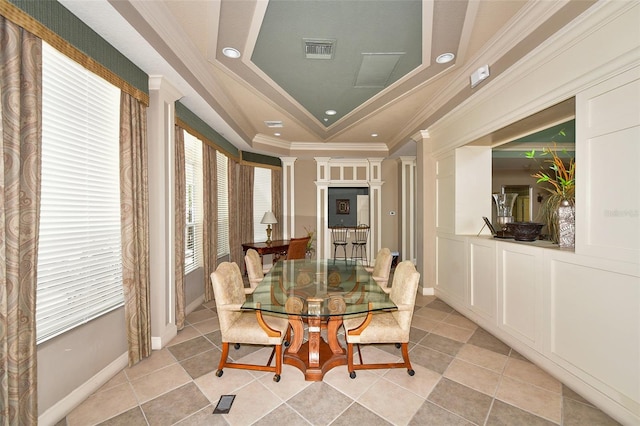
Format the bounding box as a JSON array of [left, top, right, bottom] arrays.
[[557, 199, 575, 248], [492, 193, 518, 230]]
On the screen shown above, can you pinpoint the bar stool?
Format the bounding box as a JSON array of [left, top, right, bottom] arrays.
[[351, 224, 369, 265], [330, 225, 348, 262]]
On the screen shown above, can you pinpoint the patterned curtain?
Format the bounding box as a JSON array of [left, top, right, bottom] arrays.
[[0, 16, 41, 425], [228, 158, 242, 264], [272, 168, 283, 240], [239, 165, 255, 248], [119, 92, 151, 366], [202, 144, 217, 302], [174, 125, 185, 330]]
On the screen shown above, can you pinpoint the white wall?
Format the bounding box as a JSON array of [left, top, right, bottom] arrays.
[[37, 309, 128, 421], [423, 2, 640, 424]]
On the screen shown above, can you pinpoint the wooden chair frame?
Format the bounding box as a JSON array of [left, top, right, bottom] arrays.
[[345, 303, 414, 378], [216, 306, 287, 382]]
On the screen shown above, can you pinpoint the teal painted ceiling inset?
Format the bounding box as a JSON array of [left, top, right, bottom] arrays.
[[252, 0, 425, 126], [513, 120, 575, 144]]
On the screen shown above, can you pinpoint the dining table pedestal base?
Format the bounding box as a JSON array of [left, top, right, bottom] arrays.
[[284, 316, 346, 381]]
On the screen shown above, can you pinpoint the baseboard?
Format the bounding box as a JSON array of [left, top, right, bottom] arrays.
[[421, 286, 435, 296], [152, 323, 178, 350], [38, 352, 129, 426], [151, 297, 203, 350], [186, 295, 205, 315]]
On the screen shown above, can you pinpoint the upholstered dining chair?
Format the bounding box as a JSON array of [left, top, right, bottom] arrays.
[[286, 236, 310, 260], [330, 225, 349, 261], [343, 260, 420, 379], [364, 247, 393, 293], [244, 248, 264, 294], [210, 262, 290, 382]]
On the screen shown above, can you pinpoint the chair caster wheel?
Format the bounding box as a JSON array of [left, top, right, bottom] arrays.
[[273, 374, 281, 382], [407, 369, 415, 376], [215, 369, 223, 377], [349, 371, 356, 379], [234, 343, 240, 350], [395, 343, 401, 348]]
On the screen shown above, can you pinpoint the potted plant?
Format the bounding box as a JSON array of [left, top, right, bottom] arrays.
[[304, 226, 316, 258], [525, 139, 575, 246]]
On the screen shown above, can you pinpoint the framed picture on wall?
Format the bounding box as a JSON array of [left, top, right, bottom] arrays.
[[336, 199, 350, 214]]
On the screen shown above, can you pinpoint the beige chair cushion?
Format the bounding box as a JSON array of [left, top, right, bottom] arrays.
[[343, 311, 404, 343], [220, 311, 289, 345], [366, 248, 393, 289], [344, 260, 420, 344], [211, 262, 288, 345], [244, 249, 264, 292]]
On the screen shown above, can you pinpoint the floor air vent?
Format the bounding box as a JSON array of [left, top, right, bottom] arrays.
[[303, 39, 336, 59]]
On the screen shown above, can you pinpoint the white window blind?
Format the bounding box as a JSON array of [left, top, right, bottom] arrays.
[[217, 152, 230, 257], [37, 43, 123, 343], [184, 132, 203, 274], [253, 167, 272, 242]]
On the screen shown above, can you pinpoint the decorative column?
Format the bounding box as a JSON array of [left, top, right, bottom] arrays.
[[368, 158, 384, 262], [415, 130, 435, 294], [399, 156, 416, 263], [147, 76, 182, 349], [314, 157, 331, 259], [281, 157, 296, 240]]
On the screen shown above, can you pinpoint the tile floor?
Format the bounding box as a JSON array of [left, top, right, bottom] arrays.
[[60, 295, 621, 425]]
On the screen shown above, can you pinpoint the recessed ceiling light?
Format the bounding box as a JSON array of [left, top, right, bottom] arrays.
[[325, 109, 337, 116], [323, 118, 329, 122], [222, 47, 241, 59], [436, 52, 455, 64], [371, 133, 378, 137], [274, 132, 281, 137]]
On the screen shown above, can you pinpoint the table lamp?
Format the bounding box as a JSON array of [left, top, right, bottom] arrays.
[[261, 211, 277, 244]]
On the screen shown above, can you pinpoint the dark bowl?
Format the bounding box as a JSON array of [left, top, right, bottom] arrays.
[[504, 222, 544, 241]]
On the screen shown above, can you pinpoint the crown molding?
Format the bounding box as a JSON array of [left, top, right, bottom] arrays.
[[400, 0, 573, 143], [252, 133, 389, 157], [427, 0, 640, 157]]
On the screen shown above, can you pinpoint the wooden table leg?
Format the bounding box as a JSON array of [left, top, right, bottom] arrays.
[[308, 316, 321, 367], [287, 315, 304, 353], [327, 317, 344, 354], [284, 315, 347, 381]]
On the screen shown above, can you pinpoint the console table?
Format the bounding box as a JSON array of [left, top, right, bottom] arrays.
[[241, 240, 290, 271]]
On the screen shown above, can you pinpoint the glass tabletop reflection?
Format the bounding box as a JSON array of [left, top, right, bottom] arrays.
[[242, 259, 395, 318]]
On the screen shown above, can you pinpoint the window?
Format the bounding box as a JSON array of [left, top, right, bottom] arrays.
[[253, 167, 272, 242], [36, 43, 123, 343], [184, 132, 203, 274], [217, 152, 230, 257]]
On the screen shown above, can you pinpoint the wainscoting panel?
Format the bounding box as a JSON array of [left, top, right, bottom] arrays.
[[497, 243, 543, 347], [547, 256, 640, 413], [435, 235, 467, 305], [469, 238, 496, 322]]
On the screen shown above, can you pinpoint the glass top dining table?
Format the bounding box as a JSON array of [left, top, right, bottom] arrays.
[[242, 258, 396, 381], [242, 258, 395, 317]]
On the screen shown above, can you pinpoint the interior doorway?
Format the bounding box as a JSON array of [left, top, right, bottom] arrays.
[[502, 185, 532, 222]]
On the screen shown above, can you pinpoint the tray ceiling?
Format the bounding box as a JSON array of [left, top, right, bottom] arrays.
[[59, 0, 595, 157]]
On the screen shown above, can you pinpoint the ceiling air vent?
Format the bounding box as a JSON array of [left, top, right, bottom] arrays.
[[303, 38, 336, 60]]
